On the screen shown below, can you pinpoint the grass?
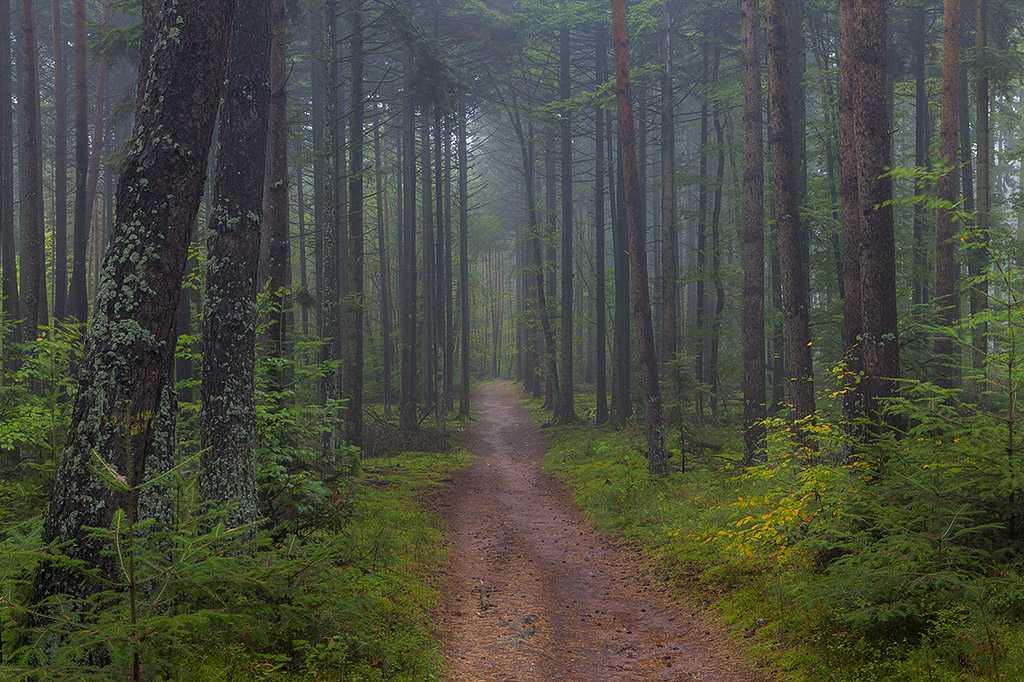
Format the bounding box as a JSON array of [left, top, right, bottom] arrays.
[[524, 385, 1024, 682], [0, 444, 472, 681]]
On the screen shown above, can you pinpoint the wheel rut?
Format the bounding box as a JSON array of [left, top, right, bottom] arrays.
[[434, 381, 767, 682]]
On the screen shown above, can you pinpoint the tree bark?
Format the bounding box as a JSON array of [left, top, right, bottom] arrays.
[[612, 0, 668, 476], [659, 7, 677, 427], [51, 0, 68, 321], [344, 0, 364, 445], [766, 0, 815, 420], [68, 0, 88, 323], [458, 105, 470, 419], [971, 0, 989, 390], [935, 0, 959, 385], [558, 22, 577, 423], [262, 0, 290, 395], [201, 0, 271, 535], [0, 0, 17, 337], [595, 23, 609, 425], [853, 0, 900, 432], [838, 0, 864, 435], [399, 47, 418, 433], [20, 0, 47, 340], [741, 0, 766, 464], [34, 0, 237, 607], [375, 113, 394, 415]]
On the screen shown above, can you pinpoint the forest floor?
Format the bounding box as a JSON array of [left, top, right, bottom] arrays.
[[432, 381, 767, 682]]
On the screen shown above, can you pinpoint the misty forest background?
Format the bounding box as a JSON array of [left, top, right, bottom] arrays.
[[0, 0, 1023, 680]]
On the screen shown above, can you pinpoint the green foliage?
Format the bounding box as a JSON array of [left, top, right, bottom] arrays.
[[0, 444, 469, 681], [534, 370, 1024, 682]]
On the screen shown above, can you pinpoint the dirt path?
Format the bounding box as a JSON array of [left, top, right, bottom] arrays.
[[434, 382, 767, 682]]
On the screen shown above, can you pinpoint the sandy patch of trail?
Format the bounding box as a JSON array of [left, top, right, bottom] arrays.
[[433, 381, 767, 682]]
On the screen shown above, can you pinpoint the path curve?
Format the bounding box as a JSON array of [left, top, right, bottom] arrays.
[[434, 381, 767, 682]]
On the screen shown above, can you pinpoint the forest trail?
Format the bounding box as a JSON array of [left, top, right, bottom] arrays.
[[434, 381, 766, 682]]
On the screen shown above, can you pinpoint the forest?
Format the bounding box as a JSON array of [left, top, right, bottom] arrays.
[[0, 0, 1023, 679]]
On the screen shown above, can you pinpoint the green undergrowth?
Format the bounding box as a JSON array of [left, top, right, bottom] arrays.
[[0, 446, 471, 681], [530, 392, 1024, 682]]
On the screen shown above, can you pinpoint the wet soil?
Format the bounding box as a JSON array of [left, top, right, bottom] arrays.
[[433, 381, 768, 682]]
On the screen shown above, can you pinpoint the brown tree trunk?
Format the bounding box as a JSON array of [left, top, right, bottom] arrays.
[[766, 0, 815, 420], [695, 44, 709, 424], [741, 0, 766, 464], [399, 47, 418, 433], [558, 22, 576, 423], [51, 0, 67, 321], [595, 24, 609, 425], [82, 0, 111, 310], [458, 105, 470, 419], [375, 113, 395, 415], [68, 0, 89, 323], [262, 0, 290, 394], [344, 0, 364, 445], [838, 0, 864, 435], [0, 0, 18, 337], [659, 7, 677, 426], [201, 0, 270, 535], [853, 0, 900, 431], [912, 3, 930, 310], [935, 0, 959, 385], [971, 0, 989, 391], [20, 0, 47, 340], [612, 0, 667, 476], [34, 0, 237, 608]]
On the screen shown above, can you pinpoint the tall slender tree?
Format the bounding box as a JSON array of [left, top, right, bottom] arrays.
[[611, 0, 667, 476], [201, 0, 271, 535], [766, 0, 814, 420], [51, 0, 68, 321], [558, 22, 577, 423], [741, 0, 766, 464], [935, 0, 960, 386], [20, 0, 47, 340], [262, 0, 290, 393], [68, 0, 89, 322], [344, 0, 365, 446]]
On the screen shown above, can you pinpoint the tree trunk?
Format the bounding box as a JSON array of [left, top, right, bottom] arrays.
[[612, 136, 631, 425], [51, 0, 67, 321], [595, 23, 609, 425], [20, 0, 47, 340], [558, 22, 576, 423], [201, 0, 270, 536], [344, 0, 364, 446], [695, 44, 709, 424], [853, 0, 900, 432], [262, 0, 290, 395], [0, 0, 17, 338], [376, 113, 394, 416], [971, 0, 989, 391], [611, 0, 667, 476], [79, 0, 111, 317], [399, 47, 418, 433], [935, 0, 959, 385], [458, 105, 470, 419], [838, 0, 864, 435], [766, 0, 815, 420], [912, 3, 930, 310], [659, 7, 677, 428], [741, 0, 766, 464], [709, 96, 725, 419], [34, 0, 237, 609], [434, 108, 446, 433], [68, 0, 89, 323], [320, 0, 342, 450]]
